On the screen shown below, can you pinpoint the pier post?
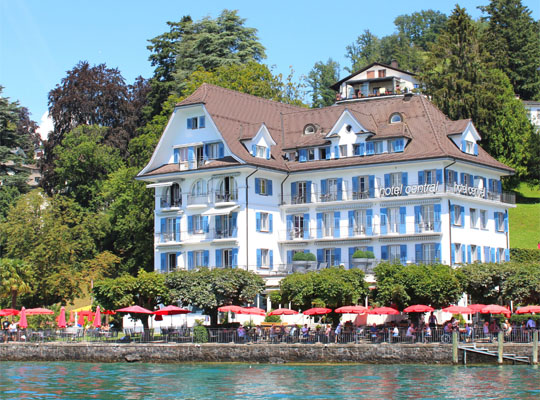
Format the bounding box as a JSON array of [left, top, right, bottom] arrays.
[[497, 331, 503, 364], [533, 330, 538, 365], [452, 331, 458, 364]]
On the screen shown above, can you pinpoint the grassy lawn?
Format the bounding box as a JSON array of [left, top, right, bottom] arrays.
[[509, 183, 540, 249]]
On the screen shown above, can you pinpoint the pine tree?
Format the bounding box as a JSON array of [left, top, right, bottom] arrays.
[[306, 59, 340, 108]]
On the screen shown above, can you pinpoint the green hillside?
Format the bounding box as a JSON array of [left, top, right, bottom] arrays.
[[509, 184, 540, 249]]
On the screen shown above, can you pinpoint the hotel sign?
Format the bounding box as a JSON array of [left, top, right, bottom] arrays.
[[379, 183, 440, 197], [452, 182, 486, 198]]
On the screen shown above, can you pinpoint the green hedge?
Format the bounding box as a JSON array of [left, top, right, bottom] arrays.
[[193, 325, 208, 343], [510, 248, 540, 263], [292, 252, 316, 261]]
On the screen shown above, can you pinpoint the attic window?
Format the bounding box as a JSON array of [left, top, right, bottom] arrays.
[[389, 113, 402, 124], [346, 125, 352, 132], [304, 124, 316, 135]]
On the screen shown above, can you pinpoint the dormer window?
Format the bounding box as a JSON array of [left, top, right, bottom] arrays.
[[304, 124, 316, 135], [346, 125, 352, 132], [390, 113, 402, 124], [466, 141, 474, 154], [256, 145, 266, 158]]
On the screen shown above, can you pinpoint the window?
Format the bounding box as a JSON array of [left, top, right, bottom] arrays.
[[390, 113, 402, 124], [260, 212, 269, 232], [167, 253, 178, 272], [353, 144, 363, 156], [339, 145, 348, 158], [356, 176, 371, 199], [387, 207, 400, 233], [191, 179, 206, 196], [378, 69, 386, 78], [453, 205, 462, 226], [257, 178, 268, 195], [423, 169, 436, 185], [260, 249, 270, 267], [319, 147, 328, 160], [206, 143, 222, 160], [447, 170, 458, 185], [217, 176, 237, 202], [294, 181, 309, 204], [288, 214, 306, 239], [326, 178, 339, 202], [422, 244, 436, 264], [162, 217, 180, 242], [175, 147, 188, 163], [496, 212, 505, 232], [193, 251, 206, 268], [192, 215, 204, 234], [323, 248, 336, 266], [256, 145, 266, 158], [454, 243, 463, 264], [470, 208, 478, 229], [307, 148, 315, 161], [187, 117, 198, 129], [389, 245, 402, 263], [304, 124, 316, 135], [222, 249, 233, 268], [465, 141, 474, 154], [471, 245, 478, 262], [367, 71, 375, 79], [480, 210, 487, 229], [420, 205, 434, 231], [498, 248, 505, 263], [215, 213, 236, 239], [389, 172, 402, 188], [374, 141, 384, 154], [462, 173, 472, 187], [388, 138, 404, 152], [354, 210, 367, 235], [322, 212, 333, 237]]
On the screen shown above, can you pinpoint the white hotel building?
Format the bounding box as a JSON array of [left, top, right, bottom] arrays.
[[137, 66, 515, 291]]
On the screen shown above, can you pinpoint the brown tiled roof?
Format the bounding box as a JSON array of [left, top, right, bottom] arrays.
[[142, 84, 513, 177], [330, 62, 417, 91]]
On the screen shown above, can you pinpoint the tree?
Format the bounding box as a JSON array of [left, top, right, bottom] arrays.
[[93, 269, 172, 329], [306, 59, 340, 108], [0, 258, 32, 309], [165, 268, 265, 325], [53, 125, 124, 208], [481, 0, 540, 100], [394, 10, 448, 51], [502, 262, 540, 305], [345, 30, 381, 73], [374, 263, 462, 309], [456, 262, 514, 304]]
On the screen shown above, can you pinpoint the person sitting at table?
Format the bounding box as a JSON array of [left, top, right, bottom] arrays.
[[406, 323, 416, 342], [334, 323, 342, 343], [424, 324, 432, 343], [370, 323, 379, 343], [392, 323, 399, 342], [301, 324, 310, 342], [237, 325, 246, 343]]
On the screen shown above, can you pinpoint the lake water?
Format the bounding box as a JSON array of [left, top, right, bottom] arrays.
[[0, 362, 539, 399]]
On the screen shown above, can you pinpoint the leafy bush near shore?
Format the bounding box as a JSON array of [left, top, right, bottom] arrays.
[[510, 248, 540, 264], [193, 325, 208, 343], [264, 315, 281, 323]]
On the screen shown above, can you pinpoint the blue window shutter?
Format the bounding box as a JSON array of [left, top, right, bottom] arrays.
[[366, 209, 373, 235], [400, 245, 407, 265], [299, 149, 307, 162], [173, 148, 179, 163], [203, 144, 209, 160], [257, 249, 262, 268], [482, 178, 487, 198], [484, 246, 490, 263], [402, 172, 408, 193], [267, 180, 273, 196], [352, 177, 358, 194], [269, 250, 273, 268], [321, 179, 327, 195], [445, 169, 450, 183], [450, 204, 455, 225], [460, 207, 465, 227], [504, 211, 508, 233], [317, 249, 324, 263], [505, 249, 509, 262], [187, 118, 192, 129], [467, 245, 472, 264], [337, 178, 343, 200], [497, 180, 502, 194], [291, 182, 297, 198], [473, 143, 478, 155], [199, 116, 205, 128], [203, 216, 209, 232], [368, 175, 375, 198], [232, 249, 238, 268], [381, 246, 388, 261], [460, 173, 466, 184], [477, 246, 482, 262], [349, 247, 355, 267], [359, 143, 365, 156], [251, 145, 256, 156], [188, 146, 195, 161], [231, 212, 238, 237], [303, 213, 310, 239], [451, 244, 455, 265], [380, 208, 388, 234], [418, 171, 424, 185], [384, 174, 390, 188], [367, 246, 374, 254], [496, 249, 500, 263], [218, 143, 224, 158], [399, 207, 407, 234], [334, 146, 340, 159], [215, 215, 222, 232], [160, 218, 167, 236], [286, 215, 293, 237], [269, 214, 273, 233], [335, 248, 341, 265], [266, 148, 271, 160], [488, 179, 494, 193], [188, 251, 194, 270], [366, 142, 374, 155], [354, 145, 360, 156], [255, 178, 260, 194], [256, 212, 261, 232], [325, 147, 331, 160], [287, 250, 293, 264], [317, 213, 323, 238], [434, 204, 441, 232], [436, 169, 443, 184], [175, 252, 181, 269], [334, 212, 340, 238], [306, 181, 312, 203], [415, 244, 423, 264], [461, 141, 466, 152], [175, 217, 181, 241], [187, 216, 193, 234], [160, 254, 167, 273], [414, 206, 421, 233], [348, 211, 354, 237], [491, 248, 496, 263], [435, 243, 441, 262]]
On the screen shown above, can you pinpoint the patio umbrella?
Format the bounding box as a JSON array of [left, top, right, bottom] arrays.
[[57, 306, 66, 328], [442, 305, 474, 314], [18, 307, 27, 329], [303, 307, 332, 315], [102, 310, 117, 315], [0, 308, 20, 316], [335, 305, 369, 314], [481, 304, 511, 317], [238, 307, 266, 316], [25, 307, 54, 315], [468, 304, 487, 312], [218, 305, 244, 313], [154, 305, 190, 326], [515, 305, 540, 314], [0, 310, 10, 317], [78, 310, 94, 326], [116, 305, 154, 314], [68, 311, 75, 325], [93, 306, 102, 328], [368, 307, 400, 315], [268, 308, 299, 316], [403, 305, 434, 313]]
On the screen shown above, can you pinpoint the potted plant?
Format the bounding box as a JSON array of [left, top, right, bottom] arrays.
[[352, 250, 375, 263], [292, 252, 316, 264]]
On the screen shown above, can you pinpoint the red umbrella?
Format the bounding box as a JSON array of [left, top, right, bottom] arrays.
[[515, 305, 540, 314], [481, 304, 511, 317], [69, 311, 75, 325], [57, 306, 66, 328], [468, 304, 487, 312], [19, 307, 27, 329], [303, 307, 332, 316], [335, 305, 369, 314], [153, 305, 190, 316], [78, 310, 94, 326], [218, 305, 244, 313], [116, 305, 154, 314], [368, 307, 400, 315], [93, 306, 102, 328], [25, 307, 54, 315], [0, 310, 10, 317], [403, 305, 434, 313], [238, 307, 266, 316], [0, 308, 20, 316], [102, 310, 116, 315], [268, 308, 299, 316], [442, 305, 474, 314]]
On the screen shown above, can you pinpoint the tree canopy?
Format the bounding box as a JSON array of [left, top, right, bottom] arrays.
[[306, 58, 340, 108]]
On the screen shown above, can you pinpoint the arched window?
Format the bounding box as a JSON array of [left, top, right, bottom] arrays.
[[217, 176, 237, 202], [304, 124, 316, 135], [170, 183, 181, 207], [389, 113, 402, 124], [191, 179, 206, 197]]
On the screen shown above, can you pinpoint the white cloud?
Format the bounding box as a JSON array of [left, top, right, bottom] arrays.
[[36, 112, 53, 141]]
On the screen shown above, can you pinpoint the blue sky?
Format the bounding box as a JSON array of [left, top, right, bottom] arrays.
[[1, 0, 539, 134]]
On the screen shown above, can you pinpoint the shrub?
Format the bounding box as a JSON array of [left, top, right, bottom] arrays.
[[193, 325, 208, 343], [510, 248, 540, 263], [293, 252, 316, 261], [352, 250, 375, 259], [264, 314, 281, 323]]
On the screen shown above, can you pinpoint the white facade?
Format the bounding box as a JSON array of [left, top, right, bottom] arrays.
[[138, 85, 515, 291]]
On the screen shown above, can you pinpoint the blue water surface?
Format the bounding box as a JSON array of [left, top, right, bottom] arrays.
[[0, 362, 539, 399]]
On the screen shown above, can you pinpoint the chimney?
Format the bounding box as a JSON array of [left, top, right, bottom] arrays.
[[390, 60, 399, 69]]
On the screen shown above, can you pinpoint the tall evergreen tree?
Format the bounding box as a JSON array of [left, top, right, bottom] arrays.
[[306, 59, 340, 108], [481, 0, 540, 100]]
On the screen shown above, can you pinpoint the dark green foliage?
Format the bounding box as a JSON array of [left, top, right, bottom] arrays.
[[345, 30, 381, 72], [374, 262, 462, 309], [394, 10, 448, 51], [193, 325, 209, 343], [264, 315, 281, 323], [352, 250, 375, 259], [510, 248, 540, 263], [306, 59, 340, 108], [292, 252, 316, 262]]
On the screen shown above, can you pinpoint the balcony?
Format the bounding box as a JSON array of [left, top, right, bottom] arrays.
[[214, 190, 238, 204], [446, 184, 516, 204], [187, 193, 210, 207], [159, 196, 181, 209]]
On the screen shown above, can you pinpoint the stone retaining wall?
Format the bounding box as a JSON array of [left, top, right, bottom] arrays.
[[0, 343, 535, 364]]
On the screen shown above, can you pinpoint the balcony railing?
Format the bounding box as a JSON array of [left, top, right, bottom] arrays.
[[156, 228, 238, 244], [214, 190, 238, 203], [159, 196, 182, 209], [187, 193, 210, 206]]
